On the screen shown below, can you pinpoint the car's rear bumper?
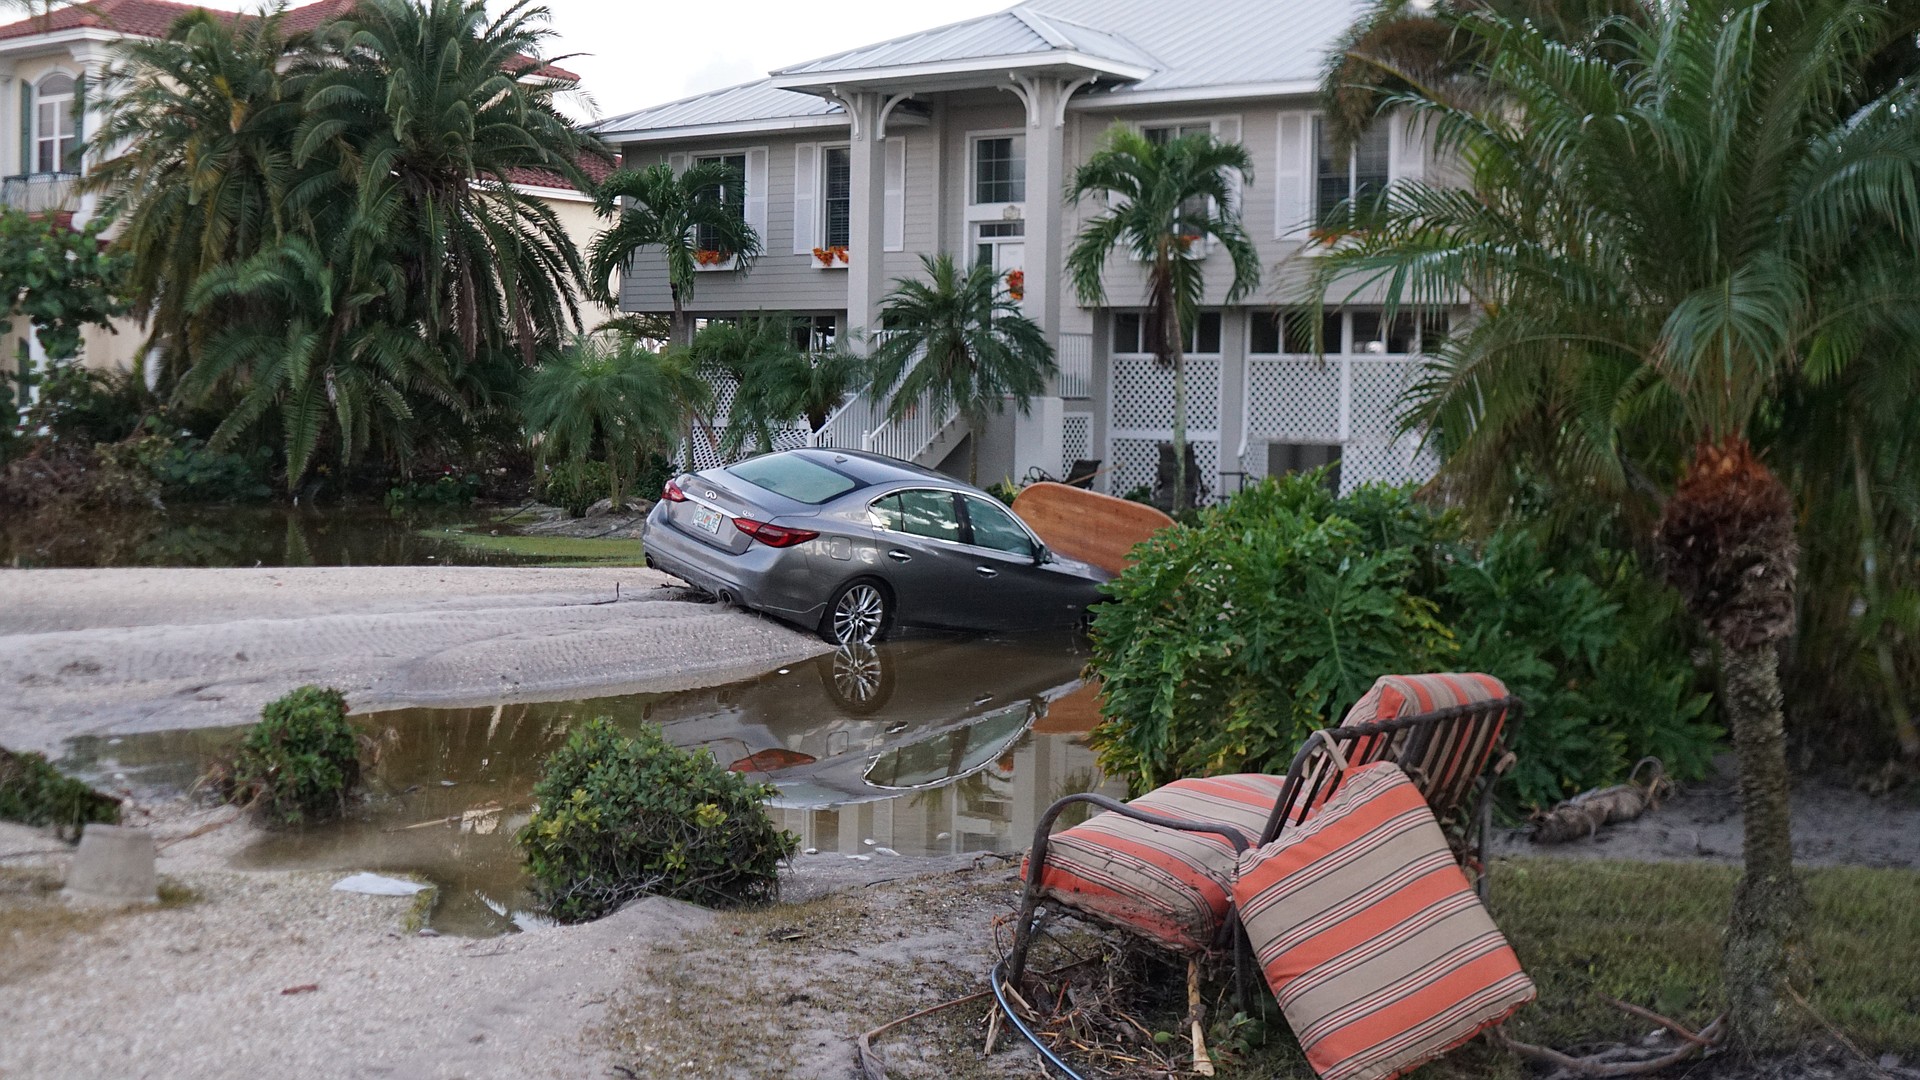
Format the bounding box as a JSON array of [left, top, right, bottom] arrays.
[[642, 505, 827, 625]]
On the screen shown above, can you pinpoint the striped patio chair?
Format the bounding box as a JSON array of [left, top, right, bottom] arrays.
[[1000, 673, 1521, 1074]]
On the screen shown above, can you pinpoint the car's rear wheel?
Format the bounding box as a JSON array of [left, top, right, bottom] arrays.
[[822, 578, 891, 646]]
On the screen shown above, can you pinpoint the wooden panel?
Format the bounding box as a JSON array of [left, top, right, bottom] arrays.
[[1012, 481, 1173, 577]]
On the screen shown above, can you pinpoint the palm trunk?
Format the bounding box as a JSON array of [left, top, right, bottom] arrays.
[[670, 284, 691, 349], [1658, 439, 1805, 1053], [1719, 638, 1805, 1051], [969, 413, 982, 488], [1171, 342, 1189, 513]]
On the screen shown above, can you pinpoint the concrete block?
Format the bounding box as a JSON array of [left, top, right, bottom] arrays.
[[62, 824, 157, 907]]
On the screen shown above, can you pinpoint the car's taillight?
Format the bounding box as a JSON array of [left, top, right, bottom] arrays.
[[733, 518, 819, 548], [661, 479, 688, 502]]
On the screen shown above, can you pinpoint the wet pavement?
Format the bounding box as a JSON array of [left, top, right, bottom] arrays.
[[60, 635, 1120, 936]]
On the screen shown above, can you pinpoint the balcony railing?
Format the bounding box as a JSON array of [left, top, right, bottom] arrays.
[[2, 172, 79, 214], [1058, 332, 1092, 399]]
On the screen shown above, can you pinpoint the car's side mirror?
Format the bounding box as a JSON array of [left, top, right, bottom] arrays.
[[1032, 543, 1050, 566]]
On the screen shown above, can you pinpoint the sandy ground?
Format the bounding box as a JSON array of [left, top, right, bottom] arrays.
[[1490, 760, 1920, 870], [0, 809, 1001, 1080], [0, 567, 833, 754]]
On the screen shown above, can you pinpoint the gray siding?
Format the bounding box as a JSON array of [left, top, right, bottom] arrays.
[[617, 134, 852, 316]]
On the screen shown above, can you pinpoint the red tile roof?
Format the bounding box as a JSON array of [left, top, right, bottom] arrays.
[[0, 0, 579, 82], [505, 150, 616, 194]]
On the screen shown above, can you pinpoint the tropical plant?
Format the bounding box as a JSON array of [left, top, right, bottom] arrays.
[[88, 3, 315, 387], [587, 161, 762, 348], [231, 685, 361, 825], [300, 0, 604, 365], [0, 209, 131, 364], [1066, 125, 1261, 510], [1089, 476, 1719, 809], [521, 333, 707, 511], [867, 254, 1054, 486], [517, 717, 797, 921], [690, 316, 868, 455], [1305, 0, 1920, 1047], [0, 746, 121, 839]]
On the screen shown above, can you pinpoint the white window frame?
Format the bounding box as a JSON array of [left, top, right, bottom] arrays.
[[815, 140, 852, 267], [1310, 117, 1391, 227], [966, 128, 1026, 223], [690, 148, 749, 272], [33, 70, 78, 176]]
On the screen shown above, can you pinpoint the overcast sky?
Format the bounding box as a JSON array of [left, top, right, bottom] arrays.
[[191, 0, 1016, 122]]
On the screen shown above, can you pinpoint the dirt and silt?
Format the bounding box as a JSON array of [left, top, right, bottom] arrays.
[[3, 568, 1919, 1078]]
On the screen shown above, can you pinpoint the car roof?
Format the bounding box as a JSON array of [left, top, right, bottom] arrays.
[[781, 448, 963, 489]]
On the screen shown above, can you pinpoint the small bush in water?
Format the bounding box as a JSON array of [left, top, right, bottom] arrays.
[[0, 747, 121, 838], [519, 718, 797, 921], [233, 686, 361, 825]]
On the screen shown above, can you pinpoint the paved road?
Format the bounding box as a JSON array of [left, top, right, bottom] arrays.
[[0, 566, 831, 753]]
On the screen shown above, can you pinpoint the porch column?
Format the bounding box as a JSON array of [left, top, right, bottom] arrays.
[[841, 91, 889, 345], [1008, 76, 1072, 483]]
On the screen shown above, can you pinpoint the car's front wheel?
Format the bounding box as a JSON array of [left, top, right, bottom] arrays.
[[821, 578, 891, 646]]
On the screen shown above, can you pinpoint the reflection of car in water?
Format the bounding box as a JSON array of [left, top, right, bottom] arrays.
[[639, 637, 1089, 807], [641, 449, 1112, 645]]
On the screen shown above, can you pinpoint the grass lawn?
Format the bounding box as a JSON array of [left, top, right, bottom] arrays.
[[1110, 858, 1920, 1079], [417, 526, 646, 567]]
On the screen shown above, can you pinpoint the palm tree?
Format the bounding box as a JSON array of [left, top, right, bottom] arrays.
[[88, 4, 318, 387], [868, 254, 1054, 486], [1066, 125, 1260, 510], [690, 316, 869, 456], [301, 0, 606, 365], [1306, 0, 1920, 1048], [522, 334, 708, 510], [587, 162, 762, 349]]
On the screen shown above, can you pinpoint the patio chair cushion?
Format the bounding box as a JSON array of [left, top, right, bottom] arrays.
[[1234, 762, 1533, 1080], [1341, 673, 1511, 818], [1030, 773, 1290, 954]]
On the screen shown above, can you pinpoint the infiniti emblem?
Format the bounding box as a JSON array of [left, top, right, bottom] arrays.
[[704, 490, 717, 500]]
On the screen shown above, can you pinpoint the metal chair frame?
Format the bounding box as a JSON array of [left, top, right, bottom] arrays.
[[1004, 697, 1524, 998]]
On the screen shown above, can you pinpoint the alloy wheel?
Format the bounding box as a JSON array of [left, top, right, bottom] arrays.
[[832, 583, 887, 645]]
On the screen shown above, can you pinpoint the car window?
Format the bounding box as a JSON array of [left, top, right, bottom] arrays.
[[962, 495, 1035, 556], [872, 490, 962, 542], [726, 454, 860, 504]]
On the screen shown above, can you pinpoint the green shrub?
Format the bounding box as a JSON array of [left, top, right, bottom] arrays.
[[386, 469, 483, 507], [518, 718, 798, 922], [540, 458, 611, 517], [1088, 474, 1720, 807], [1089, 474, 1455, 792], [133, 425, 274, 503], [0, 747, 121, 838], [232, 686, 361, 825]]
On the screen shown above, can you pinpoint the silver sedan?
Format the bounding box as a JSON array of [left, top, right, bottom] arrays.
[[641, 449, 1112, 645]]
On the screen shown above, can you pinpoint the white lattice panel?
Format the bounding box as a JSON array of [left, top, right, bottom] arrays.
[[1340, 358, 1436, 493], [1061, 413, 1091, 475], [1348, 359, 1421, 441], [1110, 357, 1220, 431], [1339, 440, 1437, 493], [1108, 437, 1220, 503], [681, 371, 811, 470], [1247, 359, 1340, 442]]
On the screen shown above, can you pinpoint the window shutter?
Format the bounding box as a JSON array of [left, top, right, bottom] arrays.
[[1274, 112, 1311, 240], [18, 81, 30, 174], [64, 74, 85, 174], [1388, 110, 1424, 186], [792, 142, 817, 254], [744, 146, 769, 241], [667, 152, 689, 177], [882, 136, 905, 252], [1214, 115, 1243, 217]]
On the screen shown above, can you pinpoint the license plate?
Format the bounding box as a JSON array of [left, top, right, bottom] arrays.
[[692, 506, 724, 535]]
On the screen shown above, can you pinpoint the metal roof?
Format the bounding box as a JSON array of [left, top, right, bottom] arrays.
[[598, 0, 1365, 139], [594, 80, 843, 139], [771, 8, 1157, 77]]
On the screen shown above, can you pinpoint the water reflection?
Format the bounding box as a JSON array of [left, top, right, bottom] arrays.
[[1, 503, 519, 568], [60, 636, 1119, 936]]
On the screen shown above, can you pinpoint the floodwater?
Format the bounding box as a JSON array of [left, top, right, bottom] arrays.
[[0, 503, 519, 568], [60, 636, 1120, 936]]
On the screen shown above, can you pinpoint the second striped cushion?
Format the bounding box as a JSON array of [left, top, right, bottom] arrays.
[[1233, 762, 1533, 1080]]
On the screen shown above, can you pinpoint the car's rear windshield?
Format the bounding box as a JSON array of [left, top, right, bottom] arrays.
[[726, 455, 862, 505]]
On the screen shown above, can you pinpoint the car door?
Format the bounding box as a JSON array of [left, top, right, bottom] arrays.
[[958, 494, 1083, 631], [867, 488, 978, 630]]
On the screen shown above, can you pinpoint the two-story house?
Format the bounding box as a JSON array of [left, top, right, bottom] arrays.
[[592, 0, 1450, 501], [0, 0, 612, 413]]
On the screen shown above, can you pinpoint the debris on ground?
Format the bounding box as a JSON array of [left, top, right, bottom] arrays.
[[1531, 758, 1674, 844]]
